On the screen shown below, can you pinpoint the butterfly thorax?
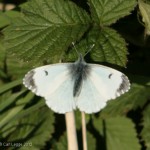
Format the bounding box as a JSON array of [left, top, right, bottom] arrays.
[[68, 55, 91, 97]]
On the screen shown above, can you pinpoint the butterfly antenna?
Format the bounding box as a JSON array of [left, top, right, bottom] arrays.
[[72, 42, 80, 56], [72, 42, 95, 58], [84, 44, 95, 57]]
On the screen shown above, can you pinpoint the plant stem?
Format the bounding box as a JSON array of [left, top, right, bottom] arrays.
[[65, 111, 78, 150], [81, 111, 87, 150]]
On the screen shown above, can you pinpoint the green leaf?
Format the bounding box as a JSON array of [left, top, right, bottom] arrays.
[[0, 90, 26, 113], [0, 34, 31, 79], [69, 27, 127, 67], [0, 99, 45, 138], [0, 79, 22, 94], [91, 27, 127, 66], [75, 110, 90, 130], [0, 10, 21, 28], [0, 35, 5, 60], [87, 131, 96, 150], [93, 116, 141, 150], [0, 105, 25, 129], [3, 0, 90, 65], [88, 0, 137, 25], [6, 57, 32, 79], [13, 99, 45, 121], [53, 132, 67, 150], [4, 106, 54, 150], [138, 0, 150, 35], [100, 83, 150, 117], [54, 131, 96, 150], [141, 105, 150, 149], [0, 34, 6, 75], [0, 92, 34, 129]]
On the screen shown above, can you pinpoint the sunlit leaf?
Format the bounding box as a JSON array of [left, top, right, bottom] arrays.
[[138, 0, 150, 35], [3, 0, 90, 65], [88, 0, 137, 25], [68, 27, 128, 67]]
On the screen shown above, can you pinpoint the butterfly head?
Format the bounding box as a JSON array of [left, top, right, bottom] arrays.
[[72, 42, 95, 63]]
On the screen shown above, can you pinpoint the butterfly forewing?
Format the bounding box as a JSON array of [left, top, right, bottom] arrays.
[[76, 64, 130, 113], [89, 64, 130, 98], [23, 64, 77, 113], [23, 64, 68, 96]]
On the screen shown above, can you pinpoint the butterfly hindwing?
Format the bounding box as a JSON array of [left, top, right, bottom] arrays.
[[76, 76, 107, 113]]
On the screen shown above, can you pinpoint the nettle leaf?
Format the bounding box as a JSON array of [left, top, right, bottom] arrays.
[[138, 0, 150, 35], [88, 0, 137, 26], [141, 105, 150, 149], [100, 83, 150, 117], [3, 0, 90, 65], [93, 116, 141, 150]]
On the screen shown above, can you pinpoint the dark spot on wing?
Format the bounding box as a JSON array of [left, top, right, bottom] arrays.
[[68, 55, 91, 97], [24, 70, 37, 92], [44, 70, 48, 76], [116, 74, 130, 95], [108, 73, 113, 79]]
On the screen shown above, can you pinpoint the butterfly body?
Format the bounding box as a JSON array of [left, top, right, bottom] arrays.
[[23, 55, 130, 114], [68, 55, 91, 97]]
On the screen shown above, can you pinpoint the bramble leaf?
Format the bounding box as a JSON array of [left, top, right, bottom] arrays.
[[89, 0, 137, 25], [100, 83, 150, 117], [0, 10, 21, 28], [3, 0, 90, 65], [93, 116, 141, 150], [67, 27, 128, 67]]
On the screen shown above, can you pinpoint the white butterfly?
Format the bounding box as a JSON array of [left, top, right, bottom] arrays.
[[23, 55, 130, 114]]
